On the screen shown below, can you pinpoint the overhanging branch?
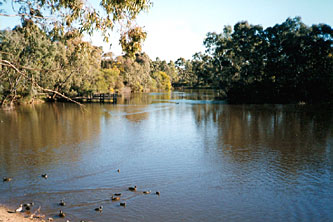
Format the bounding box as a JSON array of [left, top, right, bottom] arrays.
[[0, 59, 85, 107]]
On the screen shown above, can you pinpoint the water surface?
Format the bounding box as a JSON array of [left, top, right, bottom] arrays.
[[0, 90, 333, 221]]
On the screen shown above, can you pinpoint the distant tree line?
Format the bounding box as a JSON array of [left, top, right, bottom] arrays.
[[100, 54, 175, 92], [177, 17, 333, 104], [1, 15, 332, 106]]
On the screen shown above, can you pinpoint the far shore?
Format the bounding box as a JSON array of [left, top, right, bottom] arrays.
[[0, 205, 45, 222]]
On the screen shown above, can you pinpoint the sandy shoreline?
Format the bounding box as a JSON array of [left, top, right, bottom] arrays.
[[0, 206, 45, 222]]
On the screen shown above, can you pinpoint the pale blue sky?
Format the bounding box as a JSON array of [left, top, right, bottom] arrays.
[[1, 0, 333, 61]]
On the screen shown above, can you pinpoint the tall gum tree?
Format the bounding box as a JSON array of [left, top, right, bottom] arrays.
[[0, 0, 151, 106]]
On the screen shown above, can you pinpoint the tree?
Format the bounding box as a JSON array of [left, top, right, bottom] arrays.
[[0, 0, 151, 48], [120, 26, 147, 58], [174, 57, 195, 87], [191, 52, 213, 87], [0, 22, 103, 105], [151, 71, 172, 91], [115, 53, 153, 92], [0, 0, 151, 106], [201, 17, 333, 103]]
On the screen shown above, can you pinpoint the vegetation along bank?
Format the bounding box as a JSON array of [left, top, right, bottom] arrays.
[[1, 15, 332, 106]]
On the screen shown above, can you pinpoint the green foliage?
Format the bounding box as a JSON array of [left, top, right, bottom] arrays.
[[3, 14, 332, 105], [120, 27, 147, 58], [101, 53, 175, 92], [172, 17, 333, 104], [191, 52, 214, 87], [151, 71, 172, 91], [0, 0, 151, 105], [0, 24, 101, 105], [0, 0, 151, 41], [116, 53, 153, 92], [151, 58, 179, 85], [93, 68, 123, 93], [191, 17, 333, 104], [174, 57, 195, 86]]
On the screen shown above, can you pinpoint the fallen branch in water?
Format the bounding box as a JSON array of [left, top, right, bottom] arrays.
[[36, 86, 85, 107]]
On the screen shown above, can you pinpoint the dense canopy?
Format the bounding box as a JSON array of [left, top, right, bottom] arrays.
[[0, 0, 151, 106], [180, 17, 333, 104], [0, 9, 332, 106]]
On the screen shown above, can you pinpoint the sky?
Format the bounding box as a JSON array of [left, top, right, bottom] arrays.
[[1, 0, 333, 61]]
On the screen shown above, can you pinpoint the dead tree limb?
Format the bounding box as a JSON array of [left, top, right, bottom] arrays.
[[0, 59, 85, 107], [36, 86, 85, 107]]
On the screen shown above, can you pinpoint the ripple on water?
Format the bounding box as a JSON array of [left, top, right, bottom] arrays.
[[1, 100, 333, 221]]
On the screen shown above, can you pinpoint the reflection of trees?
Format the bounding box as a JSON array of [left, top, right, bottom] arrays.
[[117, 92, 174, 105], [181, 89, 218, 100], [118, 93, 151, 105], [191, 104, 333, 171], [113, 92, 173, 122], [125, 108, 149, 122], [0, 103, 101, 173]]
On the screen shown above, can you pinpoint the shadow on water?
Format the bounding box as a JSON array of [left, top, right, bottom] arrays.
[[191, 104, 333, 158], [191, 104, 333, 189]]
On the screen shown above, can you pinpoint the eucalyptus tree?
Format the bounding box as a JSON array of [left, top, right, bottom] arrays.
[[204, 27, 235, 90], [115, 53, 153, 92], [0, 0, 151, 106], [166, 61, 178, 82], [202, 17, 333, 103], [151, 71, 172, 90], [0, 0, 151, 46], [0, 21, 103, 105], [264, 17, 333, 103], [191, 52, 214, 87], [175, 57, 195, 86], [151, 58, 178, 82], [0, 21, 61, 105]]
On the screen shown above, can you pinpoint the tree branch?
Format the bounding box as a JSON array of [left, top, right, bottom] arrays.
[[36, 85, 85, 107], [0, 59, 85, 107], [0, 12, 44, 20], [0, 57, 63, 72]]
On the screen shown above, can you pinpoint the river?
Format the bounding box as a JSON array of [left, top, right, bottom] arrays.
[[0, 90, 332, 221]]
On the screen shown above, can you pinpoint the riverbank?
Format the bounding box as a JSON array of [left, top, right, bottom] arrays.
[[0, 206, 45, 222]]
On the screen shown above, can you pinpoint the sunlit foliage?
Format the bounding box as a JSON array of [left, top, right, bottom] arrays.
[[151, 71, 172, 91], [0, 0, 151, 49], [0, 22, 102, 105]]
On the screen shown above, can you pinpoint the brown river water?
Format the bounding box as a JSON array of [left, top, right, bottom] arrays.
[[0, 90, 333, 222]]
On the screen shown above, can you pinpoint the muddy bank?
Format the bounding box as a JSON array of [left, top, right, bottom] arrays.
[[0, 206, 45, 222]]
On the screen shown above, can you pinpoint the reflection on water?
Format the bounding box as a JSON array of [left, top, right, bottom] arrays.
[[0, 103, 101, 175], [0, 91, 332, 222]]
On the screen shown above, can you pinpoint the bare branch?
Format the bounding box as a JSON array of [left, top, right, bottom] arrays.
[[0, 12, 44, 19], [0, 59, 22, 73], [36, 86, 85, 107], [0, 59, 85, 107], [1, 57, 63, 72]]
